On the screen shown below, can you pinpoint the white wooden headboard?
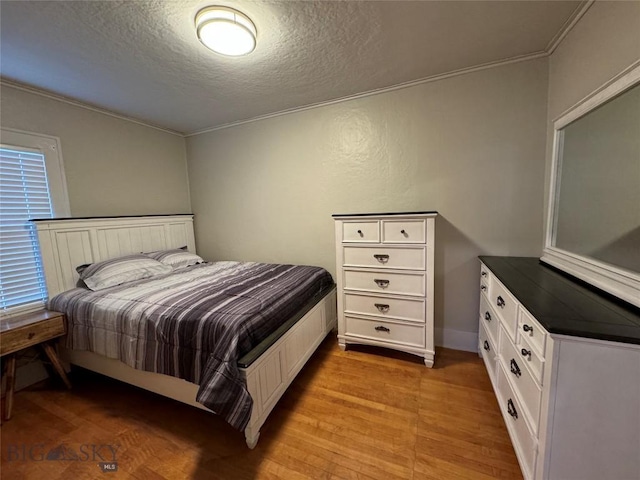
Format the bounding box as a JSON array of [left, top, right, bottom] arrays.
[[33, 215, 196, 299]]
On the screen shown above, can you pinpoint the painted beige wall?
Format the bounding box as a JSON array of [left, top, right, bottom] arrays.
[[547, 2, 640, 120], [0, 85, 191, 216], [187, 58, 549, 341]]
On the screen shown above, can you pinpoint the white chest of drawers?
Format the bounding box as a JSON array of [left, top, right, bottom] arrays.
[[333, 212, 437, 367], [479, 257, 640, 480]]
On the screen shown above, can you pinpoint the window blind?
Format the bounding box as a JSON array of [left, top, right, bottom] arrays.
[[0, 146, 53, 314]]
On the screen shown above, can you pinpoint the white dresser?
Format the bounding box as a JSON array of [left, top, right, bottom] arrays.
[[333, 212, 437, 367], [479, 257, 640, 480]]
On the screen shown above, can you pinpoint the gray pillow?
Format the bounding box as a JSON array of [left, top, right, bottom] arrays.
[[77, 254, 172, 291], [144, 248, 204, 269]]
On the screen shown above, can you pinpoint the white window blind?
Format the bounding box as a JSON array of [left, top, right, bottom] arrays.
[[0, 146, 54, 313]]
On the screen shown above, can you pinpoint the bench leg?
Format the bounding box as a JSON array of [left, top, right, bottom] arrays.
[[3, 355, 17, 421], [41, 343, 71, 389]]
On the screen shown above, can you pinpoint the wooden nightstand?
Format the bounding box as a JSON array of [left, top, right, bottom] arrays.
[[1, 310, 71, 420]]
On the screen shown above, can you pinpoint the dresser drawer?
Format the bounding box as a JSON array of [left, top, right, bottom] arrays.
[[492, 278, 519, 342], [343, 246, 425, 270], [345, 316, 425, 348], [344, 269, 425, 297], [497, 363, 537, 480], [381, 219, 426, 244], [344, 293, 425, 323], [499, 326, 542, 431], [518, 332, 545, 386], [479, 321, 498, 383], [479, 294, 499, 347], [518, 308, 547, 357], [342, 221, 380, 243]]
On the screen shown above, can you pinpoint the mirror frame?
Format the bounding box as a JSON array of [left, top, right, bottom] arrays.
[[541, 62, 640, 308]]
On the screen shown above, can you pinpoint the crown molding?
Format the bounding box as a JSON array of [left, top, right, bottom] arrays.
[[186, 50, 549, 137], [0, 78, 184, 137], [545, 0, 594, 55]]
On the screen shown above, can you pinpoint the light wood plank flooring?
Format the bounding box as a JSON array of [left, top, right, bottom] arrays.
[[0, 337, 522, 479]]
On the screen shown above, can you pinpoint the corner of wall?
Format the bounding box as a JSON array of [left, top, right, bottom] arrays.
[[435, 328, 479, 353]]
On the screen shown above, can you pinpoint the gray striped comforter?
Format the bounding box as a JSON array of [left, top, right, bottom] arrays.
[[48, 261, 333, 430]]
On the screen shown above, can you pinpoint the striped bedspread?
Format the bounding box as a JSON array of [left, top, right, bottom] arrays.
[[48, 261, 333, 431]]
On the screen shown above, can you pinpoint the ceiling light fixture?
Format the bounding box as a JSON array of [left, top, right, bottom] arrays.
[[195, 6, 257, 57]]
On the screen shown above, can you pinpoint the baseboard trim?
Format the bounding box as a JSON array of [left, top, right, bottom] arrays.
[[435, 327, 478, 352]]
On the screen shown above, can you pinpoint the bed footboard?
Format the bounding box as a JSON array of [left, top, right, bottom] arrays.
[[240, 287, 336, 448], [62, 287, 337, 449]]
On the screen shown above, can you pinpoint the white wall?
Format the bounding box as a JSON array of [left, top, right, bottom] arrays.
[[187, 58, 549, 345], [0, 85, 191, 216]]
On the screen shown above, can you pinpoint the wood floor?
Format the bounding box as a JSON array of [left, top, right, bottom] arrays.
[[0, 337, 523, 480]]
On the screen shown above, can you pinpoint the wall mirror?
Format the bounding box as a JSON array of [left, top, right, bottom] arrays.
[[541, 63, 640, 308]]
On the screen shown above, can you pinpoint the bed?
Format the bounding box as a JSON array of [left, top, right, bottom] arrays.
[[33, 215, 337, 448]]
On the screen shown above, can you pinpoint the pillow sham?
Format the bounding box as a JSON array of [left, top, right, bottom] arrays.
[[144, 247, 204, 269], [77, 254, 172, 291]]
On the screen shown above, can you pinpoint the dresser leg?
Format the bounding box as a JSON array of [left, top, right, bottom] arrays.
[[3, 355, 17, 421], [338, 340, 346, 351], [423, 355, 434, 368], [41, 343, 72, 389]]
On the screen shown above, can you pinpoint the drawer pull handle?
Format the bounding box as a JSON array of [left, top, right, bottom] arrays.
[[483, 340, 490, 351], [375, 303, 390, 313], [373, 254, 389, 264], [481, 271, 488, 277], [374, 279, 390, 288], [480, 285, 487, 292], [522, 324, 533, 335], [510, 358, 522, 378], [401, 229, 407, 235], [484, 311, 491, 322], [521, 348, 532, 360], [496, 296, 506, 308], [28, 332, 35, 340], [375, 325, 390, 333], [507, 398, 518, 419], [357, 229, 363, 237]]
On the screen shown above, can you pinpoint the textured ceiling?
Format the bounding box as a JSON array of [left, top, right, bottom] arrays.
[[0, 0, 583, 134]]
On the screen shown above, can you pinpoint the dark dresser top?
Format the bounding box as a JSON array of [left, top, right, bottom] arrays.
[[479, 256, 640, 345]]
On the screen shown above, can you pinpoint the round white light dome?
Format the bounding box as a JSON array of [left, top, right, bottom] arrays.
[[196, 6, 257, 57]]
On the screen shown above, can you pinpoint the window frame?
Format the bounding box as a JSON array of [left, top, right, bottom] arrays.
[[1, 128, 70, 317]]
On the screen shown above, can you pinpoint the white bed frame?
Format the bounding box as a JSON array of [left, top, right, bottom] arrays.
[[33, 215, 337, 448]]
